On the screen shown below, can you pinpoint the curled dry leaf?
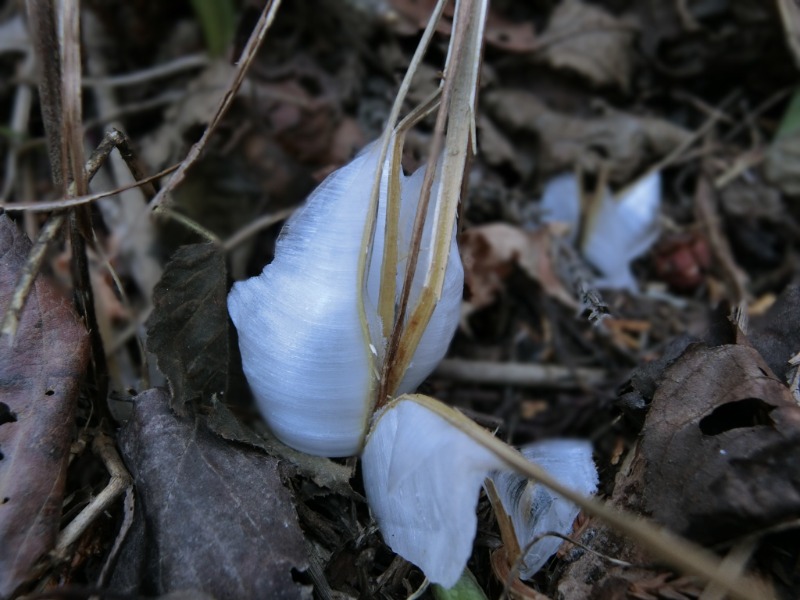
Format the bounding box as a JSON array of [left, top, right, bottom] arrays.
[[484, 91, 691, 184], [0, 214, 90, 598], [642, 343, 800, 544], [536, 0, 636, 90], [460, 222, 578, 317], [110, 388, 309, 600]]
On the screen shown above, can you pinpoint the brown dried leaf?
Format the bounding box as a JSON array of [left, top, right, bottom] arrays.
[[146, 243, 228, 416], [536, 0, 636, 90], [110, 388, 309, 599], [388, 0, 536, 51], [642, 344, 800, 544], [484, 91, 691, 183], [0, 214, 90, 597], [483, 11, 537, 53], [460, 222, 578, 316]]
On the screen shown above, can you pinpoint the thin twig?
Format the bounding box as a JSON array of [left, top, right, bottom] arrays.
[[435, 359, 606, 389], [147, 0, 283, 212], [81, 53, 209, 88], [1, 163, 179, 211], [53, 433, 132, 559], [222, 207, 296, 251], [698, 539, 758, 600], [0, 213, 66, 339]]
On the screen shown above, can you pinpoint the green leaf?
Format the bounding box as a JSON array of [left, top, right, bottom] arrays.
[[432, 569, 489, 600], [190, 0, 236, 57], [775, 88, 800, 139]]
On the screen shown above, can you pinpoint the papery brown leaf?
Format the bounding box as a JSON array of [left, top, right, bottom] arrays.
[[536, 0, 635, 90], [388, 0, 536, 52], [641, 343, 800, 543], [0, 214, 90, 597], [484, 91, 690, 184], [146, 243, 228, 416], [460, 222, 577, 316], [750, 281, 800, 380], [109, 388, 309, 600]]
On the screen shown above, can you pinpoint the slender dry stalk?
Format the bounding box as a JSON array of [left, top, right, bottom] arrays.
[[147, 0, 283, 212], [380, 0, 488, 401], [403, 394, 773, 600]]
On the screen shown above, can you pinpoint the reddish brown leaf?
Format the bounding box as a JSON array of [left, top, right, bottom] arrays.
[[642, 343, 800, 543], [459, 222, 578, 317], [0, 214, 90, 597]]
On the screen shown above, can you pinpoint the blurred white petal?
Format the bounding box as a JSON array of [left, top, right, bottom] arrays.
[[541, 171, 661, 291], [489, 439, 598, 579], [362, 399, 505, 588]]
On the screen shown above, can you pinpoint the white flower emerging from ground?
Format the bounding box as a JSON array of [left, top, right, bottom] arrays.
[[228, 143, 599, 588], [541, 171, 661, 291]]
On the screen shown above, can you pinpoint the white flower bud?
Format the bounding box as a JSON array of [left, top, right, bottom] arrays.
[[227, 142, 462, 457]]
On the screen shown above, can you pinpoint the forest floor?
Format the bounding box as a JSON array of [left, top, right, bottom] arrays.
[[1, 1, 799, 599]]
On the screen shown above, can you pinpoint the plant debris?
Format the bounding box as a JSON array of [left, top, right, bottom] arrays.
[[2, 0, 800, 597], [0, 215, 90, 598], [109, 388, 309, 600]]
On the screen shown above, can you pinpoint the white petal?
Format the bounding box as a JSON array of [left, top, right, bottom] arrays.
[[362, 399, 505, 588], [540, 173, 581, 242], [228, 147, 382, 457], [489, 439, 598, 579], [584, 171, 661, 291], [540, 172, 661, 292]]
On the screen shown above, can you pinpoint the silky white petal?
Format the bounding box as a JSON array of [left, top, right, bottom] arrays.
[[489, 439, 598, 579], [362, 400, 506, 588], [228, 147, 382, 457], [584, 171, 661, 291], [541, 172, 661, 291]]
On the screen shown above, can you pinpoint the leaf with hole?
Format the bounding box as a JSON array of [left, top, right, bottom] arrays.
[[0, 214, 90, 597], [641, 343, 800, 543]]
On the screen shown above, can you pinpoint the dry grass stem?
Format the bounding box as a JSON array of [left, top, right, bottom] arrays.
[[381, 0, 488, 401], [147, 0, 283, 212], [403, 394, 774, 600], [434, 359, 606, 389]]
